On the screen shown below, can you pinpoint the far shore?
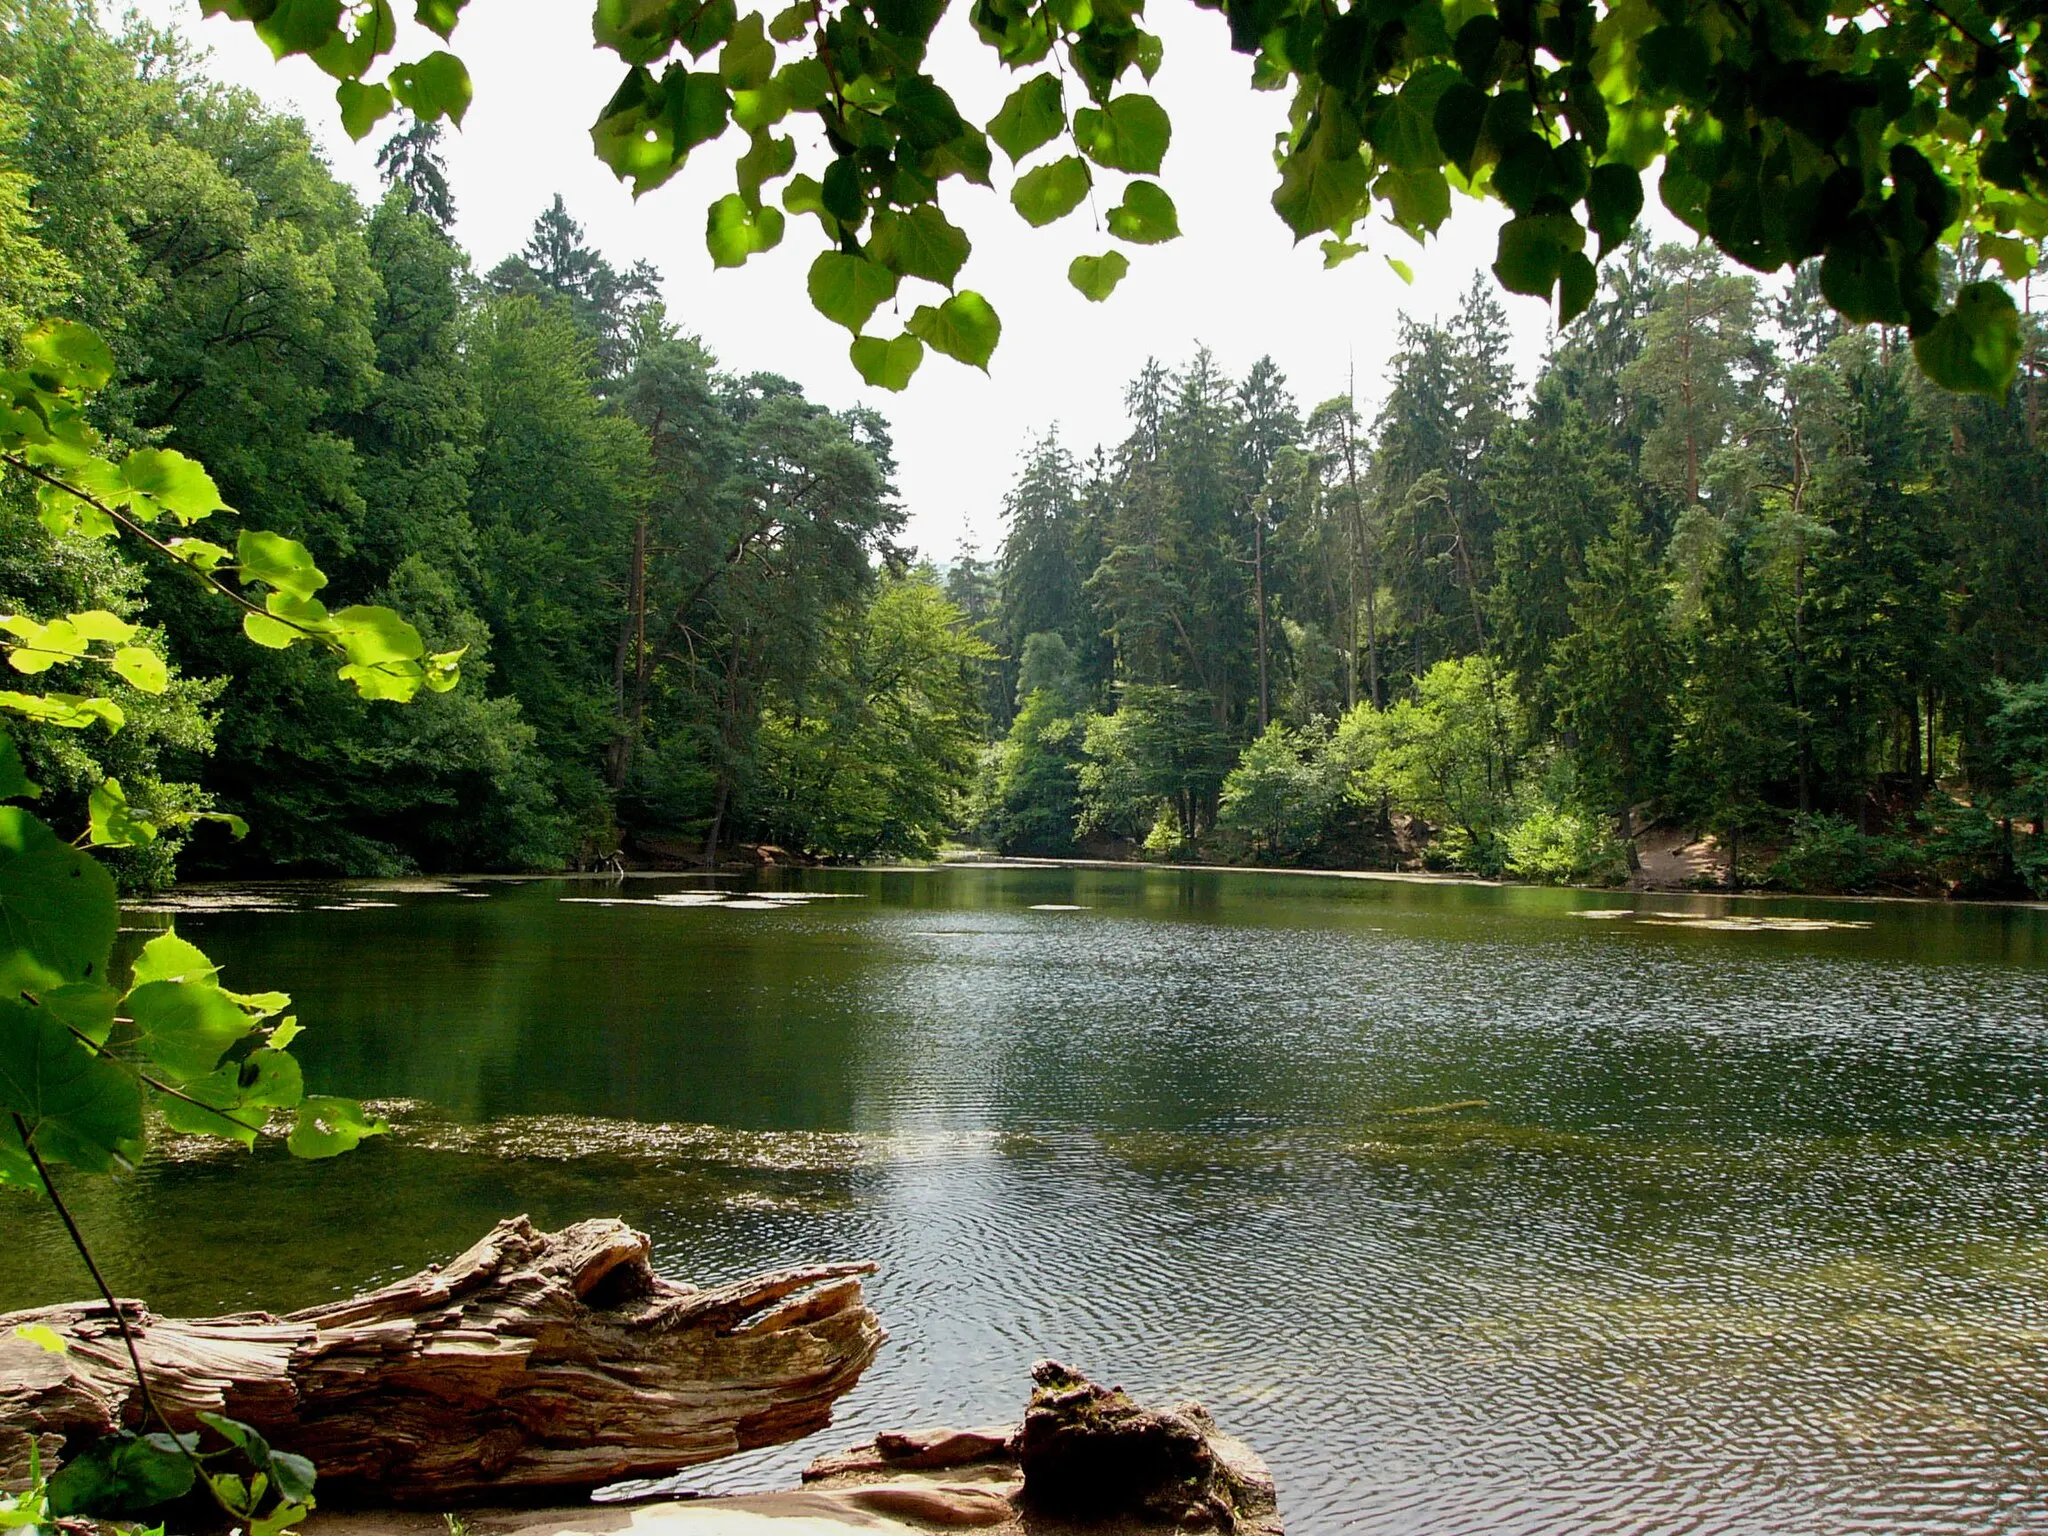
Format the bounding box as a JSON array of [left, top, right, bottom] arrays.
[[149, 857, 2048, 912]]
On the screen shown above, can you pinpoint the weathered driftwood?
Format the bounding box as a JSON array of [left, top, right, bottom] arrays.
[[0, 1216, 884, 1503]]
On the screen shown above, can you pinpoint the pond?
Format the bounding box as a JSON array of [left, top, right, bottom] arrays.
[[5, 866, 2048, 1534]]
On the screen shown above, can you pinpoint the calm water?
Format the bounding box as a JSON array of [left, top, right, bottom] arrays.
[[5, 867, 2048, 1534]]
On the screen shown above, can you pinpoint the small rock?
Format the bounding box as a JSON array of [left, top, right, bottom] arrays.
[[875, 1426, 1017, 1470]]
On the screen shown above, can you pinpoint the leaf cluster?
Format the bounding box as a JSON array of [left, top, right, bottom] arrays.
[[199, 0, 2048, 396]]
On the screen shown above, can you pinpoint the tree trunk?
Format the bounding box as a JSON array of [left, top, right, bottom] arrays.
[[1, 1217, 883, 1505], [1253, 510, 1268, 732]]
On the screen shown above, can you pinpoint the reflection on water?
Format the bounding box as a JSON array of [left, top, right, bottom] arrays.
[[6, 868, 2048, 1534]]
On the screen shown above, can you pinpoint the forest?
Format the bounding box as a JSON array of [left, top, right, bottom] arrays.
[[0, 0, 991, 881], [962, 250, 2048, 895], [3, 0, 2045, 897]]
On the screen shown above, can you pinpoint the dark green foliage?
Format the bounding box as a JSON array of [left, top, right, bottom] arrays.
[[976, 243, 2045, 894]]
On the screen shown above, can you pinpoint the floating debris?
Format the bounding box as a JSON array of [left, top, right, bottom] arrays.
[[1385, 1098, 1492, 1117], [1029, 904, 1091, 911], [1570, 908, 1871, 932]]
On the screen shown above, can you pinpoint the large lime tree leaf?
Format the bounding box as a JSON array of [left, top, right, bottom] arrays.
[[287, 1095, 390, 1159], [906, 293, 1001, 370], [46, 1432, 197, 1516], [0, 805, 118, 997], [125, 979, 260, 1082], [0, 1000, 143, 1184], [1913, 283, 2023, 397]]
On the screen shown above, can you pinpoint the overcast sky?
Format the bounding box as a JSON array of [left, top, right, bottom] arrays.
[[138, 0, 1632, 559]]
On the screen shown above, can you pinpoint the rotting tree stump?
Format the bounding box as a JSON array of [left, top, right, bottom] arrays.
[[0, 1216, 884, 1503]]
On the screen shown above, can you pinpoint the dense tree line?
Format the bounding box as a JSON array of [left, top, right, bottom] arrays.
[[0, 0, 988, 879], [967, 250, 2048, 896]]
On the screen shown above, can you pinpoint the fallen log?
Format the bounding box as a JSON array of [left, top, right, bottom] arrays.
[[0, 1216, 884, 1504]]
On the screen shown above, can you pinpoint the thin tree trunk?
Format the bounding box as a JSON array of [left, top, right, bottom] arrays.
[[1254, 507, 1269, 731]]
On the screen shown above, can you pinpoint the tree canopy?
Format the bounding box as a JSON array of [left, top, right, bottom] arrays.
[[205, 0, 2045, 393]]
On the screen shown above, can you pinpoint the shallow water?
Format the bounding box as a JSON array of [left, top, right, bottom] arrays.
[[5, 867, 2048, 1534]]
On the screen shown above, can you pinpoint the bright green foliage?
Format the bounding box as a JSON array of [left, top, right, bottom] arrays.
[[1217, 720, 1344, 858], [1067, 252, 1129, 302], [0, 725, 386, 1196], [1337, 656, 1522, 870], [972, 237, 2046, 891], [1079, 683, 1233, 847], [753, 573, 991, 858], [195, 0, 2048, 393], [1501, 801, 1622, 885], [972, 631, 1091, 853]]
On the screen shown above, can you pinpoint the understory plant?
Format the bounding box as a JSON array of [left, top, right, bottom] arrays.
[[1, 319, 452, 1528]]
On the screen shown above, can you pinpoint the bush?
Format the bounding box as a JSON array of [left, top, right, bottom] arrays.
[[1765, 813, 1919, 893], [1503, 804, 1627, 884]]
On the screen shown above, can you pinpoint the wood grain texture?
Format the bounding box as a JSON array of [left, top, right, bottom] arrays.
[[1, 1216, 884, 1503]]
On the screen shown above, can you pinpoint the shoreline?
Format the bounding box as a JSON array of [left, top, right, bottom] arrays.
[[147, 857, 2048, 912]]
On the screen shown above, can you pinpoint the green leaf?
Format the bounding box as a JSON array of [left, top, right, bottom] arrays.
[[1493, 212, 1583, 298], [390, 49, 473, 125], [242, 612, 302, 650], [22, 321, 114, 392], [1273, 139, 1366, 239], [1913, 281, 2023, 396], [159, 1050, 304, 1147], [1067, 250, 1129, 301], [110, 647, 167, 694], [0, 999, 142, 1182], [1431, 81, 1487, 174], [287, 1095, 390, 1159], [1585, 162, 1643, 257], [333, 606, 425, 666], [718, 11, 773, 89], [336, 78, 394, 140], [87, 779, 156, 850], [808, 252, 900, 333], [46, 1432, 195, 1516], [1010, 155, 1091, 227], [0, 805, 117, 996], [198, 1413, 318, 1505], [987, 73, 1064, 163], [1107, 180, 1180, 244], [1377, 166, 1450, 235], [1365, 87, 1440, 174], [1819, 218, 1907, 325], [705, 193, 783, 266], [40, 983, 118, 1045], [236, 531, 327, 601], [0, 692, 124, 732], [131, 932, 219, 988], [1557, 249, 1598, 323], [337, 661, 424, 702], [126, 979, 257, 1082], [66, 611, 136, 645], [1072, 93, 1170, 175], [869, 206, 970, 286], [905, 291, 1000, 370], [848, 333, 925, 390], [0, 726, 37, 801], [252, 0, 343, 58], [415, 0, 465, 39], [593, 0, 677, 63]]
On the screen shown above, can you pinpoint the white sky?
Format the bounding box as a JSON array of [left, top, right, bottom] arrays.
[[134, 0, 1665, 558]]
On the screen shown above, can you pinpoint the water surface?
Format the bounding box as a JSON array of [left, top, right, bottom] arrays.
[[5, 867, 2047, 1535]]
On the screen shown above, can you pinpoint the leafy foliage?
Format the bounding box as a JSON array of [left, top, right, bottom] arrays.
[[200, 0, 2048, 393]]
